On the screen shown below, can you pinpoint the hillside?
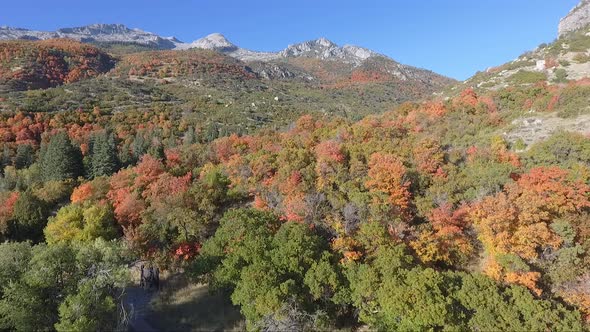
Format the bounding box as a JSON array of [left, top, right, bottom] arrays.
[[0, 37, 455, 140], [0, 39, 115, 91], [559, 0, 590, 37], [1, 2, 590, 332]]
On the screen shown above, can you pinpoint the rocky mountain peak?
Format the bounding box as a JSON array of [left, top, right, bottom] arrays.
[[57, 23, 132, 35], [184, 33, 238, 52], [280, 38, 337, 57], [559, 0, 590, 37], [0, 23, 185, 49], [279, 38, 377, 65], [315, 37, 337, 48]]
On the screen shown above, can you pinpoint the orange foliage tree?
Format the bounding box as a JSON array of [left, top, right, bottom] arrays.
[[469, 166, 590, 293], [365, 153, 411, 221]]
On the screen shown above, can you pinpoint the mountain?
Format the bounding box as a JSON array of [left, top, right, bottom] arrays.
[[180, 34, 381, 66], [0, 39, 115, 91], [0, 23, 454, 89], [175, 34, 452, 87], [0, 24, 455, 135], [177, 33, 279, 62], [453, 0, 590, 148], [0, 24, 183, 49], [460, 0, 590, 91], [279, 37, 376, 66], [0, 24, 444, 74], [559, 0, 590, 37]]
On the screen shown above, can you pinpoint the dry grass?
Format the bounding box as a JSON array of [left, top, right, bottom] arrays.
[[146, 273, 245, 332]]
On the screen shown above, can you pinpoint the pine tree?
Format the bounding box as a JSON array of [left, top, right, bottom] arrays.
[[147, 143, 165, 160], [14, 144, 35, 170], [118, 141, 134, 167], [39, 132, 83, 181], [131, 132, 149, 161], [0, 146, 12, 175], [183, 127, 196, 146], [87, 131, 120, 179]]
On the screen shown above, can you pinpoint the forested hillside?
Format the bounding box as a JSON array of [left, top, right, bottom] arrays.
[[0, 78, 589, 330], [0, 3, 590, 331]]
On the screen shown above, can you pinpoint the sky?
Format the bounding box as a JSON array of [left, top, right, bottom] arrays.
[[0, 0, 582, 80]]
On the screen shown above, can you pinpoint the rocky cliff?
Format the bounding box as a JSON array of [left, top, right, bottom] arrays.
[[559, 0, 590, 37]]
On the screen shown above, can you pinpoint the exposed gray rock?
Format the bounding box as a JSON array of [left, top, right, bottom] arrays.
[[279, 37, 377, 65], [0, 23, 183, 49], [177, 33, 280, 61], [178, 34, 379, 65], [559, 0, 590, 37], [177, 33, 238, 52]]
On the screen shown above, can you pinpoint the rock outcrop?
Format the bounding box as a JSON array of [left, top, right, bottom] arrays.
[[559, 0, 590, 37], [0, 24, 182, 49]]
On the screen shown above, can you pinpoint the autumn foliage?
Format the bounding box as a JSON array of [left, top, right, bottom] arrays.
[[0, 39, 114, 89]]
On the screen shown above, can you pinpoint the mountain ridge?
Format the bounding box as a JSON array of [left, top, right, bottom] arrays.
[[0, 24, 409, 68]]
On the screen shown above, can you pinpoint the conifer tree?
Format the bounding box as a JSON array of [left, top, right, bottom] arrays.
[[14, 144, 35, 170], [39, 132, 83, 181], [87, 131, 120, 179]]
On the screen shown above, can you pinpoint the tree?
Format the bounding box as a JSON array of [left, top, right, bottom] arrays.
[[87, 131, 120, 178], [0, 243, 78, 331], [0, 191, 19, 237], [469, 166, 590, 294], [365, 153, 411, 221], [39, 132, 83, 181], [196, 209, 346, 330], [11, 190, 49, 242], [14, 144, 35, 170], [345, 242, 463, 331], [456, 273, 582, 331], [411, 203, 474, 265], [45, 204, 119, 244], [0, 240, 130, 332], [0, 241, 32, 296], [55, 282, 118, 332]]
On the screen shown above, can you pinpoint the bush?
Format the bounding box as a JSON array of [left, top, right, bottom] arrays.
[[552, 68, 569, 84], [555, 85, 590, 118], [508, 70, 547, 85]]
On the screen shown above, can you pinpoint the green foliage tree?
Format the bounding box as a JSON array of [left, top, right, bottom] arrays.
[[0, 241, 32, 296], [196, 209, 346, 330], [0, 240, 130, 332], [11, 190, 49, 242], [87, 131, 120, 178], [346, 223, 583, 331], [0, 243, 78, 331], [39, 132, 83, 181], [455, 273, 582, 331], [14, 144, 35, 169], [524, 131, 590, 169]]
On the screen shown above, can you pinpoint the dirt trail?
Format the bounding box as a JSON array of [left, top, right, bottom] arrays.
[[124, 263, 160, 332], [125, 286, 159, 332]]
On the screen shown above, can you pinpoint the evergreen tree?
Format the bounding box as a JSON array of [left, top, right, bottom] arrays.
[[0, 146, 12, 175], [39, 132, 83, 181], [183, 126, 196, 146], [131, 132, 149, 160], [14, 144, 35, 170], [118, 141, 135, 167], [147, 143, 165, 160], [87, 131, 120, 179]]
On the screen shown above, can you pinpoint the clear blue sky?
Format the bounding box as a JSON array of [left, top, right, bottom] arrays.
[[0, 0, 581, 80]]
